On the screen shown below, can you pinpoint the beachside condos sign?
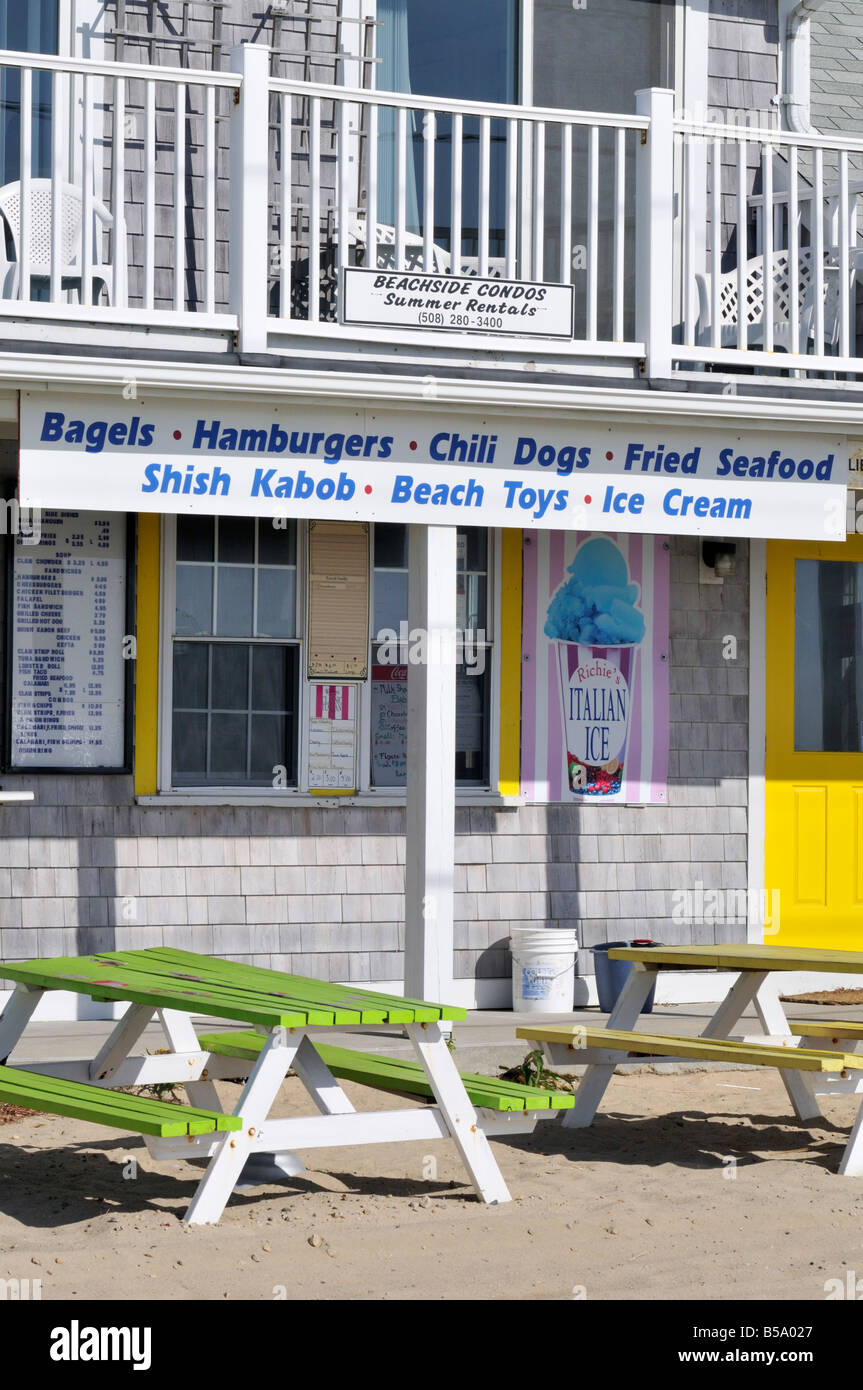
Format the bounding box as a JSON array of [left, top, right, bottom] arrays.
[[341, 268, 575, 340], [18, 393, 848, 541]]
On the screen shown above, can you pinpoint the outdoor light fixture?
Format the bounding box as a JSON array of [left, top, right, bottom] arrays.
[[701, 540, 738, 580]]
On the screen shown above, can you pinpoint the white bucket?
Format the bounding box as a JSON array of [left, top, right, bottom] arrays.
[[510, 927, 578, 1013]]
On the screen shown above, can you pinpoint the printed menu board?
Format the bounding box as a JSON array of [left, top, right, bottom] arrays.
[[11, 510, 128, 769], [307, 682, 358, 791]]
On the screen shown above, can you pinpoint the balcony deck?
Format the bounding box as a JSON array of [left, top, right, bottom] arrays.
[[0, 47, 862, 394]]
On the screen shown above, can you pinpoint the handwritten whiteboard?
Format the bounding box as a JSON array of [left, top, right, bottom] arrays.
[[11, 511, 127, 769], [370, 664, 407, 786]]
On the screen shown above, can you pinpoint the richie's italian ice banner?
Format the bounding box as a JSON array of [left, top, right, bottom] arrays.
[[521, 531, 670, 803]]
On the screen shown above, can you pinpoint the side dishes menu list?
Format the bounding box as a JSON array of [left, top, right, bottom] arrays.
[[11, 511, 127, 768]]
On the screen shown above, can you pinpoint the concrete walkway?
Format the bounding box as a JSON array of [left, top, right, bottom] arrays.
[[8, 999, 863, 1076]]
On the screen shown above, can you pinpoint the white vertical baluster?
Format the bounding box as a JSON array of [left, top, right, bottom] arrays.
[[762, 142, 773, 351], [144, 79, 155, 310], [423, 109, 435, 273], [559, 122, 573, 286], [19, 67, 32, 302], [50, 68, 64, 304], [520, 119, 532, 280], [395, 105, 407, 269], [587, 124, 599, 342], [478, 114, 490, 278], [308, 96, 321, 322], [813, 145, 824, 352], [112, 75, 126, 308], [684, 133, 695, 344], [81, 73, 94, 308], [366, 100, 378, 269], [839, 148, 850, 359], [736, 139, 747, 351], [613, 125, 625, 342], [710, 137, 721, 350], [531, 121, 544, 283], [788, 145, 799, 354], [205, 83, 216, 317], [338, 99, 351, 285], [505, 116, 516, 280], [174, 82, 186, 312], [451, 112, 463, 275]]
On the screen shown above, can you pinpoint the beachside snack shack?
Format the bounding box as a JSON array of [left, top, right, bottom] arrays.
[[0, 388, 852, 1008]]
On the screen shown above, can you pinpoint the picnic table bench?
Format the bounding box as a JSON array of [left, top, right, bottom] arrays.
[[519, 943, 863, 1178], [0, 946, 571, 1223]]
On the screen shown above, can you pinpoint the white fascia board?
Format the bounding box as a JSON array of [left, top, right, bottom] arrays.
[[7, 349, 863, 432]]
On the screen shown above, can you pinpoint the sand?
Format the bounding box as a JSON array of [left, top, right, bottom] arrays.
[[2, 1070, 862, 1302]]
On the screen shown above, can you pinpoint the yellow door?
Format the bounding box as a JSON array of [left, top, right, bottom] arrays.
[[766, 534, 863, 949]]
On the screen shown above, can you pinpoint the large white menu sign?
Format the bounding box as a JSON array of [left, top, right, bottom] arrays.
[[11, 511, 127, 769]]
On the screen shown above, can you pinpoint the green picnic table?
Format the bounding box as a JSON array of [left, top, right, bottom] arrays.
[[0, 947, 572, 1223]]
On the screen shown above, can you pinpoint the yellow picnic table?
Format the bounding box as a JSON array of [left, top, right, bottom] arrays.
[[518, 942, 863, 1176]]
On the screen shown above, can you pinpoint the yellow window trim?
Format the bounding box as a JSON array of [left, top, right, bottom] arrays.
[[134, 514, 161, 796], [498, 528, 522, 796]]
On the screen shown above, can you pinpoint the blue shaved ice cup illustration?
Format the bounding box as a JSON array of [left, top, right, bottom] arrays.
[[544, 538, 646, 797]]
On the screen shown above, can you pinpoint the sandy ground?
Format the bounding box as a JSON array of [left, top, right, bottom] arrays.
[[2, 1070, 863, 1302]]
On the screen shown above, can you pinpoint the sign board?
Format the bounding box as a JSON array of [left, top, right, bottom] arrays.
[[307, 520, 369, 678], [307, 682, 358, 792], [521, 531, 670, 804], [370, 664, 407, 787], [11, 509, 127, 769], [341, 268, 575, 340], [849, 442, 863, 489], [19, 394, 848, 541]]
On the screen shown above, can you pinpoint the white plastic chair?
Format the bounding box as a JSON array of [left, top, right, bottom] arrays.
[[0, 179, 114, 303], [695, 246, 857, 355], [348, 217, 506, 277]]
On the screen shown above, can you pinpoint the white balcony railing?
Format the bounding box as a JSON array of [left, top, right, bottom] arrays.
[[0, 43, 860, 384], [676, 115, 863, 375]]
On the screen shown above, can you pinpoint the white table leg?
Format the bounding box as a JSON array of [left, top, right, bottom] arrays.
[[562, 966, 657, 1129], [184, 1029, 300, 1227], [407, 1021, 511, 1205], [751, 979, 822, 1123], [0, 985, 44, 1063], [699, 971, 765, 1039], [90, 1003, 156, 1081], [838, 1098, 863, 1177], [699, 971, 822, 1122], [293, 1036, 356, 1115], [235, 1035, 355, 1185], [157, 1008, 222, 1111]]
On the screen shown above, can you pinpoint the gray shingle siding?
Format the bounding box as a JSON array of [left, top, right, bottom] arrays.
[[0, 535, 749, 989]]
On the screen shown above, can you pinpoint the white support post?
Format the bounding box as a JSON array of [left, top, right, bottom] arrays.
[[635, 87, 675, 379], [404, 525, 457, 1004], [230, 43, 271, 354]]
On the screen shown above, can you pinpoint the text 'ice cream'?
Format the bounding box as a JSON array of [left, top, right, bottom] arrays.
[[543, 536, 646, 648]]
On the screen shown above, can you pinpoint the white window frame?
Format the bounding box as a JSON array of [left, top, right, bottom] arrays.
[[159, 513, 306, 794], [158, 516, 500, 798]]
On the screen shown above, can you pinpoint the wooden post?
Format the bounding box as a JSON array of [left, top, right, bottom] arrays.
[[404, 524, 457, 1002]]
